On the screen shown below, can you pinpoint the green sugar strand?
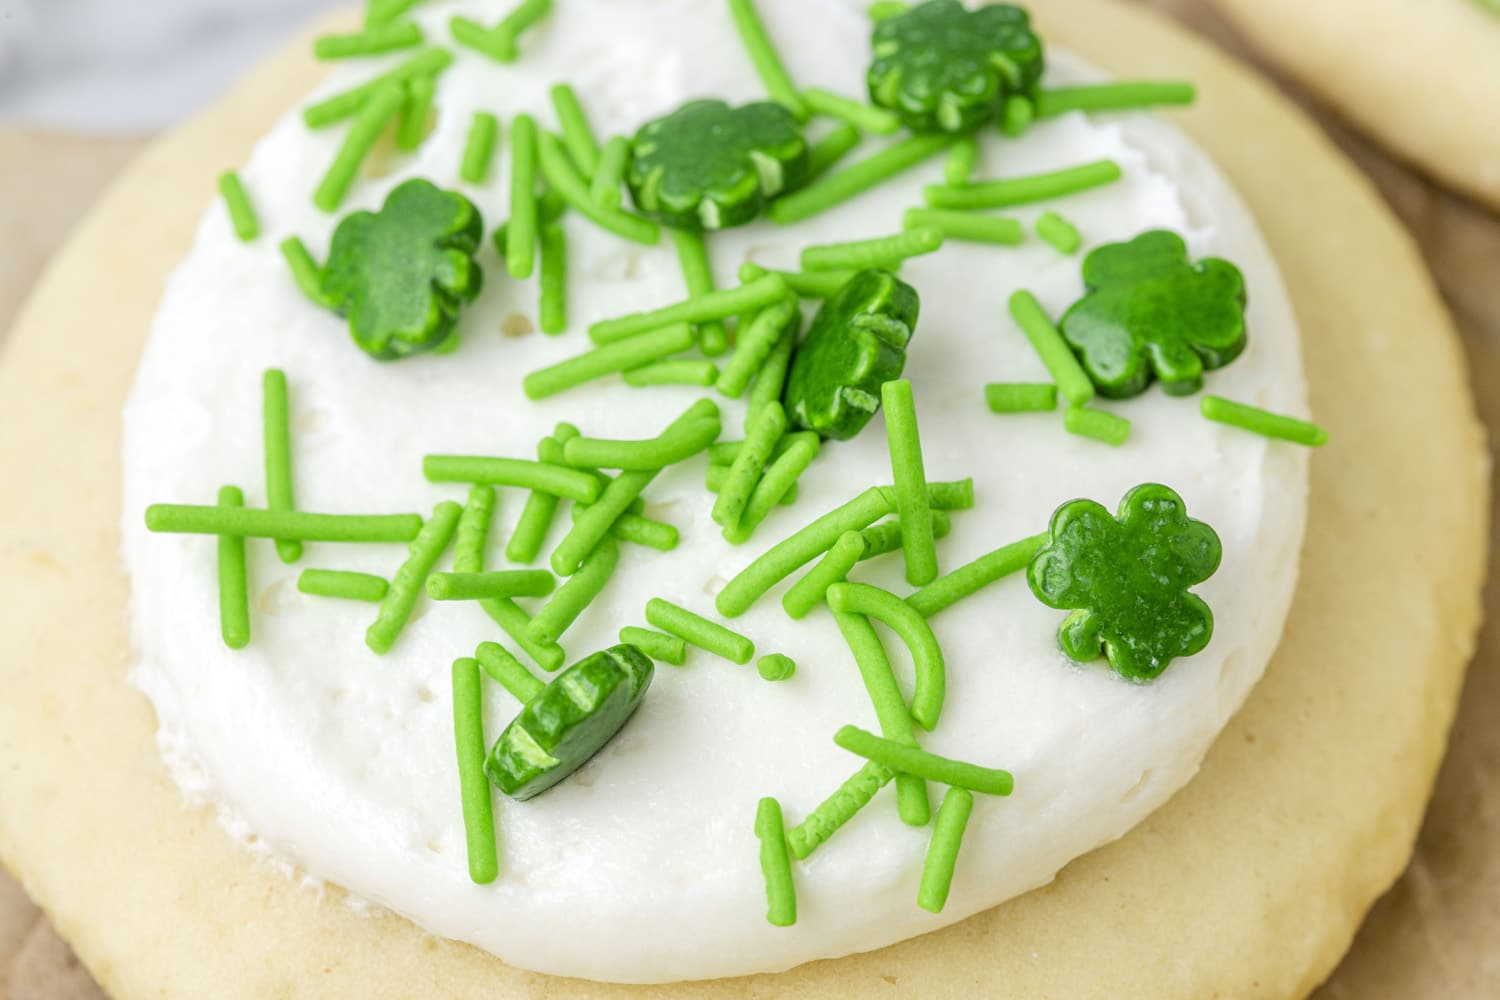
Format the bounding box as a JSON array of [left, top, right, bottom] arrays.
[[669, 228, 729, 358], [460, 111, 501, 184], [757, 653, 796, 681], [1008, 290, 1094, 407], [1201, 395, 1329, 446], [783, 531, 866, 619], [746, 321, 797, 431], [562, 417, 720, 471], [525, 322, 695, 399], [422, 455, 603, 502], [646, 597, 754, 664], [905, 531, 1048, 618], [713, 401, 786, 532], [575, 507, 679, 552], [314, 21, 424, 60], [451, 486, 498, 572], [801, 87, 900, 135], [728, 0, 809, 120], [902, 207, 1022, 246], [623, 359, 720, 387], [1034, 81, 1196, 118], [876, 478, 974, 512], [917, 786, 974, 913], [805, 122, 862, 180], [451, 657, 500, 884], [529, 535, 619, 643], [549, 459, 658, 575], [708, 434, 798, 466], [755, 797, 798, 926], [450, 17, 513, 61], [262, 369, 302, 563], [396, 74, 436, 150], [537, 131, 660, 246], [859, 510, 952, 559], [787, 761, 894, 859], [366, 501, 462, 654], [279, 237, 333, 307], [216, 486, 251, 650], [716, 295, 798, 398], [313, 83, 406, 213], [880, 379, 938, 586], [1035, 210, 1081, 254], [366, 0, 425, 28], [737, 262, 856, 299], [474, 641, 546, 702], [590, 135, 631, 208], [826, 582, 944, 732], [218, 171, 260, 242], [943, 136, 979, 186], [834, 724, 1014, 796], [297, 569, 389, 602], [493, 0, 553, 56], [867, 0, 908, 20], [705, 465, 798, 506], [768, 134, 953, 225], [538, 221, 568, 334], [800, 226, 943, 272], [427, 570, 556, 601], [724, 430, 820, 545], [716, 486, 894, 618], [619, 626, 687, 666], [1000, 94, 1034, 137], [302, 47, 451, 128], [480, 596, 564, 671], [506, 113, 539, 278], [1064, 404, 1131, 446], [833, 611, 931, 826], [550, 83, 601, 176], [145, 505, 421, 542], [589, 274, 788, 345], [924, 158, 1122, 211], [505, 434, 563, 564], [984, 382, 1058, 413]]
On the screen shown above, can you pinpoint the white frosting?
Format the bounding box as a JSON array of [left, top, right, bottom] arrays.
[[121, 0, 1310, 983]]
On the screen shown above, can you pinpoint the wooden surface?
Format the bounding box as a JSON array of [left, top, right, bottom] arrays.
[[0, 3, 1495, 996]]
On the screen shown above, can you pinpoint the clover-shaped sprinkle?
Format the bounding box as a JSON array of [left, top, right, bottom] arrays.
[[1058, 229, 1248, 398], [867, 0, 1044, 134], [321, 178, 484, 360], [627, 99, 809, 230], [1027, 483, 1222, 682]]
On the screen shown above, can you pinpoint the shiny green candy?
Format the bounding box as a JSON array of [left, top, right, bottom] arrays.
[[1058, 229, 1247, 398], [782, 269, 919, 440], [485, 644, 654, 800], [1027, 483, 1221, 682]]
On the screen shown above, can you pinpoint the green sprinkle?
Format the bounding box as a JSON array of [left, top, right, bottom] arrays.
[[1035, 81, 1196, 118], [755, 797, 797, 926], [589, 274, 788, 345], [396, 75, 436, 151], [145, 505, 421, 543], [450, 0, 552, 62], [297, 569, 389, 602], [524, 322, 695, 399], [737, 263, 856, 299], [590, 135, 631, 209], [215, 486, 250, 650], [314, 22, 424, 60], [475, 640, 545, 703], [646, 597, 754, 664], [746, 319, 797, 431], [451, 657, 500, 884], [572, 504, 680, 551], [302, 48, 452, 129], [800, 226, 943, 272], [505, 433, 563, 564], [365, 0, 424, 27], [1035, 210, 1081, 254], [877, 478, 974, 511], [561, 417, 720, 471], [1008, 290, 1094, 407], [801, 87, 900, 135], [859, 510, 951, 559], [708, 434, 798, 466], [727, 0, 809, 121], [757, 653, 796, 681], [827, 582, 944, 731], [669, 229, 729, 358], [787, 760, 893, 859], [917, 786, 974, 913], [619, 626, 687, 666], [279, 236, 333, 307], [925, 159, 1122, 210], [427, 570, 555, 601], [493, 0, 553, 54], [529, 536, 619, 643], [902, 207, 1022, 246], [218, 171, 259, 242], [1064, 404, 1131, 446], [313, 83, 406, 213], [833, 612, 930, 826], [1000, 94, 1034, 137], [943, 136, 979, 186], [550, 83, 600, 177], [725, 431, 820, 544], [1200, 395, 1328, 446], [459, 111, 500, 184], [984, 382, 1057, 413], [834, 724, 1014, 796], [768, 134, 953, 225], [805, 122, 862, 180], [705, 464, 798, 506], [537, 132, 660, 246], [867, 0, 909, 20], [717, 295, 800, 399], [714, 401, 786, 533], [366, 501, 461, 654], [782, 530, 865, 619], [880, 379, 937, 586], [261, 369, 301, 563], [538, 221, 568, 335], [906, 531, 1047, 617], [422, 455, 603, 502], [623, 359, 719, 387], [480, 596, 565, 671], [506, 113, 539, 278]]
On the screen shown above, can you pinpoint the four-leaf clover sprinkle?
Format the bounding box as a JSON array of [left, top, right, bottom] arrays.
[[322, 178, 485, 360], [1059, 229, 1248, 398], [1027, 483, 1222, 682]]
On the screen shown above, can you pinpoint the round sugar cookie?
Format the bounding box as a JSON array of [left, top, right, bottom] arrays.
[[0, 1, 1485, 998]]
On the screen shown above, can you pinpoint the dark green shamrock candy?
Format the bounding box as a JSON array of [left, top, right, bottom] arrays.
[[627, 98, 809, 230], [485, 643, 654, 801], [322, 178, 484, 360], [1027, 483, 1222, 682], [782, 269, 920, 441], [1058, 229, 1248, 398], [867, 0, 1045, 134]]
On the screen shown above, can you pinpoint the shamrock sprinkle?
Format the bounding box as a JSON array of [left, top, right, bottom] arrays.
[[1027, 483, 1222, 681], [1058, 229, 1248, 398]]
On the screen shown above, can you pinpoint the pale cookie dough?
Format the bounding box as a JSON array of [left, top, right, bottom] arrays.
[[0, 1, 1486, 998]]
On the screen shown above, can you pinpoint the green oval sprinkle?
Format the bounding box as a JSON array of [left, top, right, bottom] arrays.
[[917, 786, 974, 913], [826, 582, 945, 732], [1000, 93, 1034, 137], [590, 135, 631, 209], [537, 131, 660, 246], [669, 229, 729, 358], [366, 500, 462, 654], [550, 83, 601, 177], [1008, 289, 1095, 407], [782, 530, 867, 619], [1063, 404, 1131, 446], [525, 322, 696, 399], [801, 86, 900, 135], [800, 226, 943, 272], [1035, 210, 1081, 254], [302, 48, 451, 129], [314, 21, 424, 60], [924, 158, 1122, 210], [529, 535, 619, 644], [395, 74, 436, 151], [562, 417, 720, 471], [427, 570, 556, 601], [757, 653, 796, 681], [588, 274, 788, 345], [834, 724, 1014, 796], [261, 369, 301, 563], [942, 136, 979, 186], [806, 122, 862, 180], [422, 455, 603, 502], [619, 626, 687, 666], [297, 569, 389, 602], [1200, 395, 1328, 446], [474, 640, 546, 703], [645, 597, 754, 664], [769, 134, 954, 225], [755, 796, 798, 926], [218, 171, 260, 242], [728, 0, 809, 121], [902, 207, 1022, 246], [480, 596, 565, 672], [1034, 81, 1196, 118], [145, 505, 422, 543], [984, 382, 1058, 413], [787, 760, 894, 859], [623, 359, 720, 387], [880, 379, 938, 586], [313, 83, 406, 213], [451, 657, 500, 884], [216, 486, 250, 650]]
